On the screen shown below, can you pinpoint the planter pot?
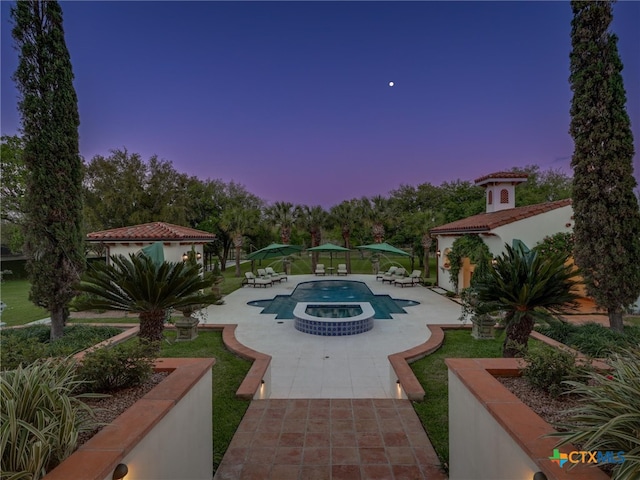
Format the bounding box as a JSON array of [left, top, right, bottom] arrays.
[[174, 316, 199, 341], [471, 315, 495, 339]]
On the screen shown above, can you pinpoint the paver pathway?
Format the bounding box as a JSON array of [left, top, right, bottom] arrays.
[[214, 398, 446, 480]]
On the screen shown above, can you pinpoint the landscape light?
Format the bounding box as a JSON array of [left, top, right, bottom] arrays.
[[112, 463, 128, 480]]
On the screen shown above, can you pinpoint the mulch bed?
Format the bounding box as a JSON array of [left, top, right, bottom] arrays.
[[77, 372, 169, 447]]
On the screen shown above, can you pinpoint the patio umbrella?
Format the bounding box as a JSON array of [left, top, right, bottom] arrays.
[[246, 243, 303, 261], [140, 241, 165, 267], [307, 243, 351, 268], [356, 242, 412, 257]]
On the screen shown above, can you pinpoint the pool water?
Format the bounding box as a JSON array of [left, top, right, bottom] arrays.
[[305, 304, 364, 318], [247, 280, 419, 319]]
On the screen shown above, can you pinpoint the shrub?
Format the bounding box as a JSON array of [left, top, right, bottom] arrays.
[[0, 325, 123, 371], [76, 339, 157, 392], [535, 321, 575, 344], [0, 358, 100, 479], [551, 348, 640, 479], [534, 232, 574, 261], [522, 345, 587, 397], [535, 322, 640, 358]]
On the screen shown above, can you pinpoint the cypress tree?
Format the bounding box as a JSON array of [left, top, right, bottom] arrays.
[[11, 1, 84, 340], [569, 0, 640, 332]]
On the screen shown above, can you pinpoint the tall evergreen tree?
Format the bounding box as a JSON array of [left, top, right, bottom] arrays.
[[11, 1, 84, 340], [569, 0, 640, 332]]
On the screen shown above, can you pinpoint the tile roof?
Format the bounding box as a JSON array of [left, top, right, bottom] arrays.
[[430, 199, 572, 235], [86, 222, 216, 242], [474, 171, 529, 185]]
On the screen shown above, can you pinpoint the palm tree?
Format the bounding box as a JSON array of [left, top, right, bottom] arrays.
[[329, 200, 358, 273], [266, 201, 296, 244], [73, 253, 219, 343], [368, 195, 392, 243], [220, 207, 259, 277], [474, 244, 581, 357], [296, 205, 328, 271]]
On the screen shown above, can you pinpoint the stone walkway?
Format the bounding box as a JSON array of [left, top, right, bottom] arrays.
[[214, 398, 446, 480]]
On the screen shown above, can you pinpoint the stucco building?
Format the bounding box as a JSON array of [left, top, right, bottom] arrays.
[[86, 222, 216, 267], [430, 172, 573, 292]]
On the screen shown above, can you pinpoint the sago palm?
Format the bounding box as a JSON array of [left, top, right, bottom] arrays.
[[474, 244, 581, 357], [73, 253, 218, 343]]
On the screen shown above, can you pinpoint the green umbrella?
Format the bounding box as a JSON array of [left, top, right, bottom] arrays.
[[356, 242, 412, 257], [140, 241, 165, 267], [246, 243, 303, 261], [307, 243, 351, 267]]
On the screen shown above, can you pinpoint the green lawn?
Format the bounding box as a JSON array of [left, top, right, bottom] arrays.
[[625, 315, 640, 326], [0, 279, 48, 326]]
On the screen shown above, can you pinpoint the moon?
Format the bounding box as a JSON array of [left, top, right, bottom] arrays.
[[389, 81, 394, 87]]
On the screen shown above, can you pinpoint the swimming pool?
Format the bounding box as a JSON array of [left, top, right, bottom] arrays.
[[247, 280, 419, 319]]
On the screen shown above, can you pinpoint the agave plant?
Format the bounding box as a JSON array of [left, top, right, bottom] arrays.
[[473, 243, 581, 357], [550, 348, 640, 480], [73, 253, 219, 343], [0, 358, 100, 479]]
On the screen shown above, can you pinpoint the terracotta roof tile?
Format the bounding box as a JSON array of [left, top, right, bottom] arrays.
[[474, 171, 529, 185], [430, 199, 572, 235], [86, 222, 216, 242]]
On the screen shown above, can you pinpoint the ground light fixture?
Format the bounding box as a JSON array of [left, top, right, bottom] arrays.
[[532, 472, 548, 480], [112, 463, 128, 480]]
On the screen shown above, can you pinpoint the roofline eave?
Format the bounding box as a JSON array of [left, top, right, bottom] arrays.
[[431, 228, 491, 236], [86, 238, 216, 243]]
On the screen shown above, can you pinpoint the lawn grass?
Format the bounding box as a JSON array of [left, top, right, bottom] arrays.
[[625, 315, 640, 326], [0, 279, 48, 326], [410, 330, 545, 470], [159, 330, 251, 472]]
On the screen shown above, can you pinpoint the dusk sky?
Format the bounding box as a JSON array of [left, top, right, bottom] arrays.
[[1, 1, 639, 208]]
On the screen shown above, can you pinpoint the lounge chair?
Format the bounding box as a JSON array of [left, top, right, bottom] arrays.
[[244, 272, 273, 288], [376, 266, 397, 281], [382, 267, 406, 284], [336, 264, 348, 276], [265, 266, 287, 282], [315, 263, 326, 276], [395, 270, 424, 287]]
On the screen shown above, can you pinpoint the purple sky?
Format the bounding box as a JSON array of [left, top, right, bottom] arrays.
[[2, 1, 639, 208]]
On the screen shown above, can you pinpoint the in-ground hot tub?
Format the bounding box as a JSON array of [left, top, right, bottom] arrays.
[[293, 302, 375, 336]]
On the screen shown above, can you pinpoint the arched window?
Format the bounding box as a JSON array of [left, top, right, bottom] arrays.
[[500, 189, 509, 204], [488, 190, 493, 205]]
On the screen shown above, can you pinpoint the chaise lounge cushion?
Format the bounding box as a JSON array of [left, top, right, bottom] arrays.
[[394, 270, 424, 287], [376, 266, 397, 281], [265, 267, 287, 282], [382, 267, 406, 284], [244, 272, 273, 287]]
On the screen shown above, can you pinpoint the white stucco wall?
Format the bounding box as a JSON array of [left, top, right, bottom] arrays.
[[435, 205, 573, 291], [448, 370, 539, 480], [113, 369, 213, 480], [483, 205, 573, 256], [435, 236, 457, 291], [106, 242, 205, 266]]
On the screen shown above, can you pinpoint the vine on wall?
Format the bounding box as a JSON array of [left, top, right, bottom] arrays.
[[447, 234, 490, 292]]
